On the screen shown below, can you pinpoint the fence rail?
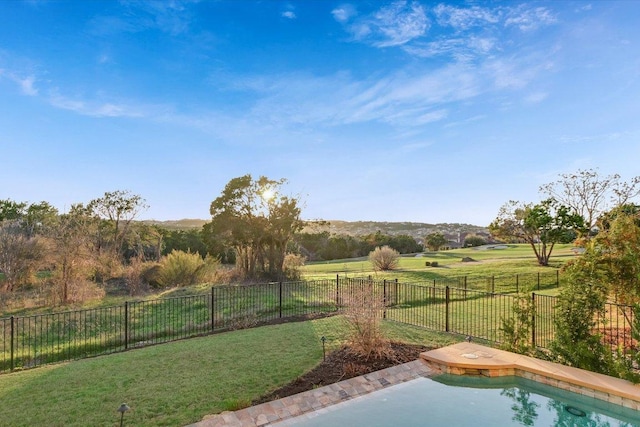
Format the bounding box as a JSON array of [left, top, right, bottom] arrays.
[[0, 273, 635, 374]]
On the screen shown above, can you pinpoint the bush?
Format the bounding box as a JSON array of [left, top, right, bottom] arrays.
[[342, 281, 390, 360], [464, 235, 487, 247], [430, 261, 438, 267], [156, 250, 207, 288], [283, 253, 306, 280], [124, 257, 162, 295], [369, 245, 400, 271]]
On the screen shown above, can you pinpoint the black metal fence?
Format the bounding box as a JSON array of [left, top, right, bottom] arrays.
[[0, 274, 635, 374]]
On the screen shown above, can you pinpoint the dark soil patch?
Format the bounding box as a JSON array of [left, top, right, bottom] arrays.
[[253, 342, 430, 405]]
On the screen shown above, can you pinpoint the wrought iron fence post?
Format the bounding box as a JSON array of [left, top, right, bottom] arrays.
[[279, 282, 283, 319], [537, 272, 540, 290], [531, 293, 536, 348], [124, 302, 129, 350], [211, 286, 215, 332], [445, 286, 450, 332], [556, 270, 559, 287], [516, 274, 519, 293], [336, 275, 340, 308], [394, 278, 398, 306], [383, 280, 387, 319], [10, 316, 14, 371]]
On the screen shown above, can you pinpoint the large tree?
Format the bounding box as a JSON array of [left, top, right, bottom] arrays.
[[490, 199, 585, 266], [205, 175, 303, 280], [540, 168, 640, 231]]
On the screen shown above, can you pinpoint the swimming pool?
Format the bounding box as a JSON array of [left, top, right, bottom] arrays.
[[274, 374, 640, 426]]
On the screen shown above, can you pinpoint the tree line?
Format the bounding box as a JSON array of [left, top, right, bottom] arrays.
[[0, 175, 426, 308], [3, 169, 638, 310]]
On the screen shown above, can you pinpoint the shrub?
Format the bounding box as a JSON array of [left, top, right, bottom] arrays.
[[369, 245, 400, 271], [283, 253, 306, 280], [500, 293, 535, 355], [156, 250, 207, 288], [464, 235, 487, 247], [549, 258, 615, 375], [425, 261, 431, 267], [341, 281, 390, 360], [430, 261, 438, 267], [124, 257, 161, 295]]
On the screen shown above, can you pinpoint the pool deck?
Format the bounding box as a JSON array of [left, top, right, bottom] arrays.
[[421, 342, 640, 410], [188, 342, 640, 426]]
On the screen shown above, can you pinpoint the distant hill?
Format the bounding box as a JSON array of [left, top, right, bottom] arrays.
[[303, 220, 489, 242], [144, 218, 489, 242], [142, 219, 208, 230]]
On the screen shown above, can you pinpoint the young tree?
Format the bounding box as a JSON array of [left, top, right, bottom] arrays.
[[0, 221, 47, 292], [540, 168, 640, 231], [46, 204, 97, 304], [589, 205, 640, 304], [489, 199, 585, 266], [549, 255, 615, 375], [88, 190, 148, 258], [424, 232, 447, 251]]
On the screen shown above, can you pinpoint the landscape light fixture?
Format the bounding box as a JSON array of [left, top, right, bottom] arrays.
[[118, 403, 130, 427], [321, 336, 327, 360]]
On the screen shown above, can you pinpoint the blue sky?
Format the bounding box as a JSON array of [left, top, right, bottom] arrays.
[[1, 1, 639, 226]]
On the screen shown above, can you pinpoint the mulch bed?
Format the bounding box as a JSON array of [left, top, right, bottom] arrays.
[[252, 342, 430, 405]]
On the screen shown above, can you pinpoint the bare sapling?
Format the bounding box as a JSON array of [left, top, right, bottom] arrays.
[[341, 280, 391, 360]]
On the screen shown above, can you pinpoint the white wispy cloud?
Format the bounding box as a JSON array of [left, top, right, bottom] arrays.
[[403, 36, 496, 61], [339, 1, 429, 47], [505, 5, 557, 32], [0, 69, 39, 96], [331, 4, 357, 23], [524, 92, 548, 103], [19, 75, 38, 96], [48, 90, 166, 118], [433, 4, 499, 30], [337, 3, 557, 62], [90, 0, 197, 36], [282, 11, 296, 19]]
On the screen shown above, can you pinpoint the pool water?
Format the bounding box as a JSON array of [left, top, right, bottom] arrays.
[[275, 375, 640, 426]]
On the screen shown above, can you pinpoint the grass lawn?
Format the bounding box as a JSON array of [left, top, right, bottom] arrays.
[[302, 244, 575, 295], [0, 317, 461, 426]]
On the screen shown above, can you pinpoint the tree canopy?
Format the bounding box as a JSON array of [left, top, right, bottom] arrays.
[[204, 175, 304, 280], [489, 199, 585, 266], [424, 232, 447, 251], [540, 168, 640, 231]]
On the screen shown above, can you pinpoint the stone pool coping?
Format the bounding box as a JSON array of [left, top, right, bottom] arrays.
[[188, 342, 640, 426], [421, 342, 640, 410]]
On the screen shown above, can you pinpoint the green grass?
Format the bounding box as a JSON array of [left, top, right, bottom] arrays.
[[302, 244, 574, 296], [0, 317, 461, 427]]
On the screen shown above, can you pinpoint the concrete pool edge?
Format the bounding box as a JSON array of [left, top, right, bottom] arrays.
[[421, 342, 640, 410]]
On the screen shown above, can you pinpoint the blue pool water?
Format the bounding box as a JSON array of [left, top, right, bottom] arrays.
[[276, 375, 640, 426]]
